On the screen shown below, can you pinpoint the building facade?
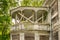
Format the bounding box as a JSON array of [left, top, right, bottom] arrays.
[[10, 0, 60, 40], [10, 6, 50, 40]]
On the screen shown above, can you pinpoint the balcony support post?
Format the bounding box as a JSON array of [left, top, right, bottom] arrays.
[[58, 0, 60, 40], [48, 7, 53, 40], [10, 34, 12, 40], [35, 32, 40, 40], [15, 14, 18, 24], [20, 33, 24, 40]]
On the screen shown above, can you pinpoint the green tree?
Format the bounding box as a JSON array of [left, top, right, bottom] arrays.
[[0, 0, 17, 40], [21, 0, 31, 6], [21, 0, 44, 7]]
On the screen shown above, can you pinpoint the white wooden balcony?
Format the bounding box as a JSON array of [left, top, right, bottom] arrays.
[[10, 6, 50, 32]]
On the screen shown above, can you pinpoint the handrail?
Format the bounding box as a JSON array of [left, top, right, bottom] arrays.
[[10, 24, 50, 31]]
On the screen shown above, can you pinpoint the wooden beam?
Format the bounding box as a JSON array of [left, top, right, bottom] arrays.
[[35, 17, 42, 22], [42, 13, 44, 23], [25, 15, 34, 22], [11, 7, 48, 14], [18, 13, 34, 23], [50, 0, 56, 7], [15, 14, 18, 24], [20, 16, 23, 21], [43, 0, 48, 6]]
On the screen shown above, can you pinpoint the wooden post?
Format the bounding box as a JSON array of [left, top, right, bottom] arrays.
[[48, 7, 53, 40], [20, 33, 24, 40], [42, 13, 44, 23], [58, 0, 60, 40], [10, 34, 12, 40], [35, 32, 39, 40], [15, 14, 18, 24], [35, 11, 37, 23]]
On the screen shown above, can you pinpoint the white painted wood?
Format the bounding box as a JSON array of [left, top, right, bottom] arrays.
[[20, 33, 24, 40], [35, 17, 42, 22], [11, 7, 48, 14], [15, 14, 18, 24], [58, 31, 60, 40], [58, 0, 60, 40], [10, 34, 12, 40], [35, 33, 40, 40], [25, 15, 34, 22], [42, 13, 44, 23], [34, 25, 39, 30], [58, 0, 60, 25], [18, 13, 34, 23], [52, 12, 58, 19], [43, 0, 48, 6]]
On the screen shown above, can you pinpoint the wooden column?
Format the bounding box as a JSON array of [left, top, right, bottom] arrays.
[[20, 33, 24, 40], [58, 30, 60, 40], [58, 0, 60, 40], [35, 11, 37, 23], [47, 10, 51, 23], [58, 0, 60, 23], [35, 32, 40, 40], [15, 14, 18, 24], [10, 34, 12, 40], [42, 13, 44, 23], [48, 7, 53, 40]]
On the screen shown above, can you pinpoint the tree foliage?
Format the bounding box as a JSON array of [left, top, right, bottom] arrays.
[[21, 0, 44, 7], [0, 0, 17, 40]]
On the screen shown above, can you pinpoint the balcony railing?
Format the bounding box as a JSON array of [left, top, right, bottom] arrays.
[[10, 24, 50, 31]]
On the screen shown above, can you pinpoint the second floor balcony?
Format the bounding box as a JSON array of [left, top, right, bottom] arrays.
[[10, 22, 50, 32], [10, 6, 51, 32]]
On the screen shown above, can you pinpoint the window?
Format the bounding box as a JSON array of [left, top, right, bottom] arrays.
[[12, 34, 20, 40], [53, 32, 58, 40]]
